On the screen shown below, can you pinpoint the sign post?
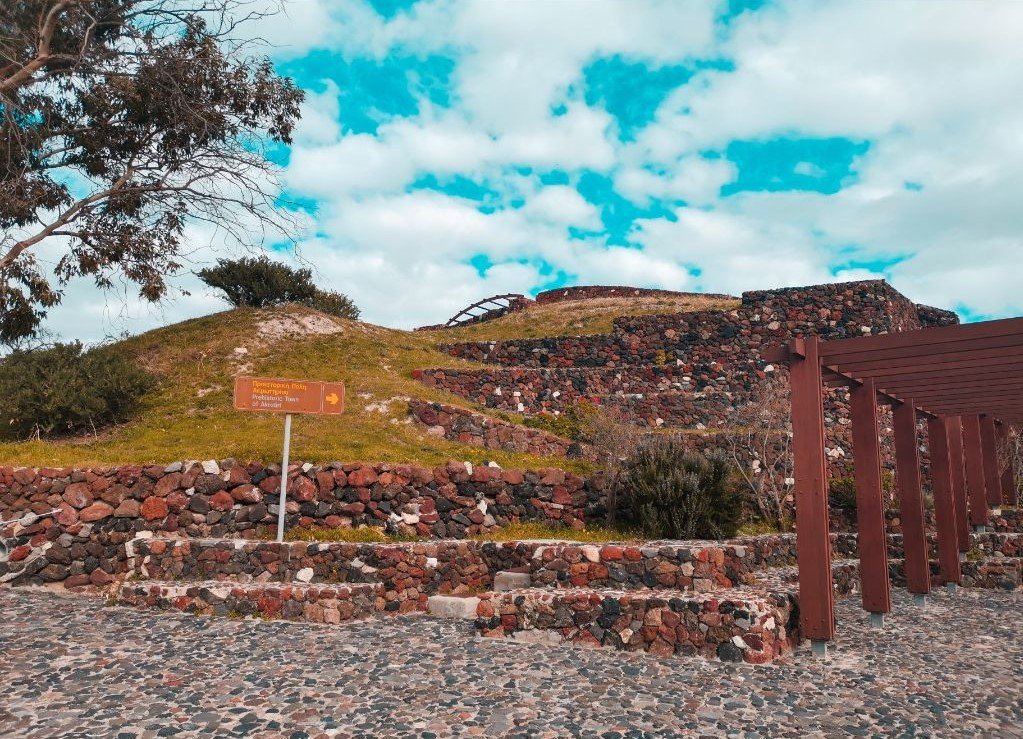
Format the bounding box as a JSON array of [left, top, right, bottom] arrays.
[[277, 413, 293, 543], [233, 376, 345, 542]]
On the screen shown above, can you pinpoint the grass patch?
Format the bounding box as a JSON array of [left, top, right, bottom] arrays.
[[0, 304, 591, 471], [255, 525, 420, 543], [472, 522, 639, 543], [736, 520, 791, 537]]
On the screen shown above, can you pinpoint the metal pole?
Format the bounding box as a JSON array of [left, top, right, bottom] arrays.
[[276, 414, 293, 543]]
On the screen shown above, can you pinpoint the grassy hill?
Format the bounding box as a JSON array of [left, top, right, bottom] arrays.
[[0, 293, 735, 469]]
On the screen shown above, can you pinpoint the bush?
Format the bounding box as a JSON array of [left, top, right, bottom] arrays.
[[305, 288, 360, 320], [0, 342, 153, 439], [522, 401, 603, 442], [829, 471, 895, 516], [197, 255, 360, 319], [611, 436, 741, 540]]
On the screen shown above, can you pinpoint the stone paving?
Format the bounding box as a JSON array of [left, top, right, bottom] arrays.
[[0, 587, 1020, 738]]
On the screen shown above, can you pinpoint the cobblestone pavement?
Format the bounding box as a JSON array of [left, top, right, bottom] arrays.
[[0, 587, 1020, 738]]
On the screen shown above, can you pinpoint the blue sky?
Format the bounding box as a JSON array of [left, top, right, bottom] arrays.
[[44, 0, 1023, 338]]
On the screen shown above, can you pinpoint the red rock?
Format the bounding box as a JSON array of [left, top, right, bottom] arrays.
[[13, 468, 37, 485], [166, 491, 189, 512], [63, 574, 91, 588], [79, 502, 113, 522], [602, 546, 624, 561], [8, 544, 31, 562], [209, 491, 234, 512], [154, 472, 183, 496], [552, 486, 572, 505], [113, 499, 140, 518], [140, 497, 169, 520], [291, 476, 317, 502], [501, 469, 524, 485], [231, 484, 262, 504], [540, 468, 566, 486], [315, 471, 335, 494], [149, 540, 167, 555], [347, 467, 378, 487], [54, 505, 79, 526], [89, 568, 115, 585], [62, 482, 93, 509]]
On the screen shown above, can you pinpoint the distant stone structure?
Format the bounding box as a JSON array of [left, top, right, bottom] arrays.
[[415, 280, 958, 475]]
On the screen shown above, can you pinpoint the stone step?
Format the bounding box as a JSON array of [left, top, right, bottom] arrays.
[[116, 580, 392, 623], [474, 586, 799, 665]]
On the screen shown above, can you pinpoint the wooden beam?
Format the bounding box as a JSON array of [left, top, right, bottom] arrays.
[[962, 415, 990, 527], [849, 378, 891, 615], [788, 336, 835, 641], [927, 416, 962, 585], [893, 400, 930, 595], [979, 416, 1003, 508], [945, 416, 972, 551], [821, 316, 1023, 359]]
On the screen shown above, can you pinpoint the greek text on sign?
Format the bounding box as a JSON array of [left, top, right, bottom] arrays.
[[233, 376, 345, 415]]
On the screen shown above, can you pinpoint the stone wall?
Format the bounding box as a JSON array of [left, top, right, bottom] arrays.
[[0, 460, 606, 585], [534, 286, 736, 304], [407, 400, 585, 458], [420, 281, 958, 436]]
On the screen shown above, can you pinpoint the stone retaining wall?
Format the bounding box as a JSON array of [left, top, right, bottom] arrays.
[[0, 460, 605, 585], [475, 588, 798, 664], [420, 281, 959, 441], [117, 581, 383, 623], [407, 400, 585, 458]]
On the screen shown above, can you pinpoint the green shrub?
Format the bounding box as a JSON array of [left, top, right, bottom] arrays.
[[611, 436, 741, 540], [305, 288, 360, 320], [0, 342, 153, 439], [197, 255, 359, 319], [522, 401, 601, 441], [829, 471, 895, 516]]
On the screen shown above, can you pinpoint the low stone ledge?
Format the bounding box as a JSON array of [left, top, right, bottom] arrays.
[[116, 580, 386, 622], [474, 587, 799, 665]]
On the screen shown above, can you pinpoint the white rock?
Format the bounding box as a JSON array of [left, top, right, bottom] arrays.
[[201, 460, 220, 475], [464, 462, 473, 476], [427, 425, 446, 437], [581, 546, 601, 563], [295, 567, 314, 583], [425, 557, 438, 569], [731, 635, 749, 649]]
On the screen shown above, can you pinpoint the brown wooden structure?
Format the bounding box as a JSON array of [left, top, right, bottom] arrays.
[[765, 317, 1021, 648]]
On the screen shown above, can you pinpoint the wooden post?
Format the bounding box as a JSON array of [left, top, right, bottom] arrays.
[[979, 415, 1002, 508], [962, 415, 990, 527], [946, 416, 971, 552], [788, 336, 835, 643], [998, 422, 1019, 507], [849, 378, 891, 615], [893, 400, 930, 595], [926, 416, 962, 586]]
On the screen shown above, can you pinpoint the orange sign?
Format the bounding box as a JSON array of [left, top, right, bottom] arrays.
[[233, 376, 345, 415]]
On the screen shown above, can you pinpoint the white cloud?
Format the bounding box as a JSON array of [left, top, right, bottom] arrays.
[[28, 0, 1023, 344]]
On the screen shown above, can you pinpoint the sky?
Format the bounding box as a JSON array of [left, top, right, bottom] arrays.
[[42, 0, 1023, 341]]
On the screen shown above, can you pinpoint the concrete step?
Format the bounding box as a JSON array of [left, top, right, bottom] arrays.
[[116, 580, 390, 623], [474, 586, 799, 665]]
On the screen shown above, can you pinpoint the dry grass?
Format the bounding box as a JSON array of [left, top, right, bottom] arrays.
[[0, 303, 589, 470], [431, 294, 740, 342], [471, 522, 639, 542]]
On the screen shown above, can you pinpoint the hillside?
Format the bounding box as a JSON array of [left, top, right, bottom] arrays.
[[0, 294, 738, 468]]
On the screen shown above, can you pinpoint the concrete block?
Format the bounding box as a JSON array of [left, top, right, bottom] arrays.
[[493, 571, 532, 591], [427, 595, 480, 619]]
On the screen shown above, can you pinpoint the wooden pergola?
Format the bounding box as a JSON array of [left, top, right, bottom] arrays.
[[765, 317, 1021, 651]]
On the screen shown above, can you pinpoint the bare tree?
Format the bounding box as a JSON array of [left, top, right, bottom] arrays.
[[0, 0, 304, 344], [718, 372, 794, 530], [996, 423, 1022, 503]]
